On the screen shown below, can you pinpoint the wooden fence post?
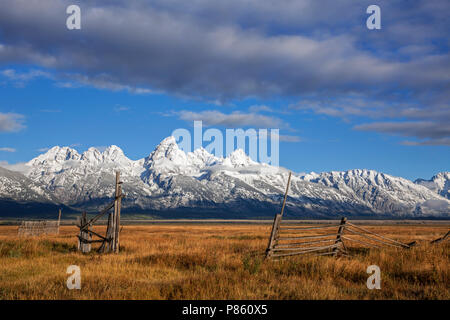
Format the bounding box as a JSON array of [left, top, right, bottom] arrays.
[[78, 212, 92, 253], [265, 213, 282, 258], [98, 211, 114, 253], [333, 217, 347, 256], [265, 172, 292, 259], [112, 171, 122, 253]]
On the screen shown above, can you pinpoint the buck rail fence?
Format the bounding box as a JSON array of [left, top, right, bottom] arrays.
[[431, 230, 449, 244], [265, 172, 416, 259], [17, 209, 62, 236], [76, 171, 124, 254], [266, 218, 417, 259]]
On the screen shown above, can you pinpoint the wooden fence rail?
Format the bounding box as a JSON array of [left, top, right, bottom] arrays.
[[266, 219, 417, 259], [17, 208, 62, 236], [18, 220, 60, 236], [430, 230, 449, 244], [265, 172, 416, 259]]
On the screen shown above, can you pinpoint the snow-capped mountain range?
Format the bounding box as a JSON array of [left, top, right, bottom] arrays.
[[0, 136, 449, 218], [415, 172, 450, 201]]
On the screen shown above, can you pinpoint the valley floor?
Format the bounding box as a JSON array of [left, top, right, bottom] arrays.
[[0, 223, 448, 299]]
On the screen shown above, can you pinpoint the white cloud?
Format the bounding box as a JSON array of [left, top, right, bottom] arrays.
[[248, 105, 274, 113], [355, 121, 450, 146], [0, 112, 25, 132], [1, 69, 50, 81], [56, 73, 159, 95], [0, 160, 29, 173], [401, 138, 450, 146], [0, 69, 51, 87], [0, 0, 446, 101], [0, 147, 16, 152], [178, 110, 286, 128]]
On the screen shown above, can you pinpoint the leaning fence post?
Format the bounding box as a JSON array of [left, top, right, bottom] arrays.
[[333, 217, 347, 256], [265, 172, 292, 259], [265, 213, 282, 259]]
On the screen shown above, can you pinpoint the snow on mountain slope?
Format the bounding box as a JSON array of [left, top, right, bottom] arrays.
[[415, 172, 450, 200], [0, 166, 56, 203], [300, 170, 450, 216], [2, 136, 449, 217], [24, 145, 147, 206]]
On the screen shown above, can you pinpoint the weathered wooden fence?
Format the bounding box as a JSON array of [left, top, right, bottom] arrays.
[[266, 217, 417, 259], [76, 171, 124, 254], [430, 230, 449, 244], [341, 221, 416, 251], [18, 220, 60, 236], [18, 208, 62, 236], [266, 218, 348, 258], [265, 172, 416, 259]]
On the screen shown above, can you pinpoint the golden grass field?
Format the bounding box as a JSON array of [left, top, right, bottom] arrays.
[[0, 223, 448, 300]]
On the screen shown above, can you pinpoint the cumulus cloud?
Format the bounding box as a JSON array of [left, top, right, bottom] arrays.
[[421, 199, 450, 213], [354, 121, 450, 139], [1, 68, 51, 87], [248, 105, 274, 113], [355, 121, 450, 146], [0, 0, 448, 144], [55, 73, 158, 95], [0, 0, 447, 100], [0, 160, 29, 173], [177, 110, 286, 128], [293, 94, 450, 145], [1, 69, 50, 81], [401, 138, 450, 147], [177, 110, 301, 142], [0, 112, 25, 132]]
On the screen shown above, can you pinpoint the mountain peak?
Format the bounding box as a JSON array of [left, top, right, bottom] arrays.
[[145, 136, 187, 167], [81, 145, 127, 164], [157, 136, 178, 148], [415, 171, 450, 200], [28, 146, 81, 166], [187, 147, 218, 167], [102, 145, 126, 161], [223, 149, 256, 167]]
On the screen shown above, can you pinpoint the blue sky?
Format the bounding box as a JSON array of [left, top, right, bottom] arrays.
[[0, 0, 449, 181]]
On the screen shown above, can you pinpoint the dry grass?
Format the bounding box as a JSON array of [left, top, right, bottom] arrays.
[[0, 223, 448, 300]]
